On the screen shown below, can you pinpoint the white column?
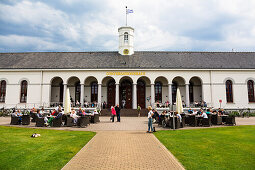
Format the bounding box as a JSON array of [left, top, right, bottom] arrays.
[[80, 84, 84, 107], [115, 84, 119, 106], [151, 84, 155, 108], [98, 84, 102, 108], [185, 84, 190, 107], [132, 83, 137, 109], [168, 84, 172, 105], [63, 84, 67, 106]]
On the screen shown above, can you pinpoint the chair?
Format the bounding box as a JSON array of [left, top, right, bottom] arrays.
[[202, 118, 210, 127], [93, 114, 100, 123], [10, 116, 19, 125], [22, 115, 30, 125], [169, 117, 180, 129], [211, 115, 222, 125], [85, 116, 90, 126], [158, 115, 165, 126], [77, 116, 89, 128], [225, 116, 236, 125], [30, 112, 37, 122], [36, 117, 45, 127], [189, 115, 197, 127], [52, 116, 62, 127], [65, 117, 74, 127], [180, 115, 186, 128]]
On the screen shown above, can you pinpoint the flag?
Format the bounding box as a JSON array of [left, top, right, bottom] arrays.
[[126, 9, 134, 14]]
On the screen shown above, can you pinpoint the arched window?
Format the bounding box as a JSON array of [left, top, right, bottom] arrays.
[[155, 82, 162, 103], [124, 32, 128, 43], [247, 80, 255, 102], [20, 80, 28, 103], [0, 80, 6, 103], [226, 80, 233, 103], [91, 82, 98, 102]]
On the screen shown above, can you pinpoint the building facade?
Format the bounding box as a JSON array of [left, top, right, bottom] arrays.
[[0, 26, 255, 109]]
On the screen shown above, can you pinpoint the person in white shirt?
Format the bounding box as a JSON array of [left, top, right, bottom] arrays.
[[93, 109, 99, 115], [147, 106, 154, 133], [201, 111, 208, 119], [70, 109, 78, 124], [176, 112, 182, 123]]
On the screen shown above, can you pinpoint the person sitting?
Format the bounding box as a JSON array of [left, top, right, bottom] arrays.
[[76, 100, 80, 107], [206, 109, 211, 115], [176, 112, 182, 123], [84, 101, 89, 108], [201, 111, 208, 119], [17, 110, 23, 124], [93, 109, 99, 115], [70, 109, 78, 124], [37, 109, 48, 124], [188, 108, 193, 114], [47, 108, 62, 126]]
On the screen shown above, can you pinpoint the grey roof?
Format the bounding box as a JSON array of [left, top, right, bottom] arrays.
[[0, 51, 255, 69]]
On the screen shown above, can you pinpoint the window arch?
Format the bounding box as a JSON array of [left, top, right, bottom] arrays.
[[155, 82, 162, 103], [20, 80, 28, 103], [247, 80, 255, 102], [91, 82, 98, 102], [0, 80, 6, 103], [124, 32, 128, 43], [226, 80, 233, 103]]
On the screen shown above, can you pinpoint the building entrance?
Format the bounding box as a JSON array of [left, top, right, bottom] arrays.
[[120, 80, 132, 109]]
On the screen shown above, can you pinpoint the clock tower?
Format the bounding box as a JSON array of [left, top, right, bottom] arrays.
[[118, 26, 134, 55]]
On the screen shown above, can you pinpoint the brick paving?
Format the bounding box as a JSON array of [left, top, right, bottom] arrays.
[[62, 131, 184, 170]]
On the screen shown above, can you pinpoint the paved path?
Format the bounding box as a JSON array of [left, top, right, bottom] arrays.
[[62, 131, 185, 170]]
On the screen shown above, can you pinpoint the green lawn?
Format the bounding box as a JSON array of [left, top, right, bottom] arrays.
[[0, 126, 95, 170], [154, 126, 255, 170]]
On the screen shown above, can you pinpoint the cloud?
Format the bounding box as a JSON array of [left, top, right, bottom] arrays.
[[0, 0, 255, 52]]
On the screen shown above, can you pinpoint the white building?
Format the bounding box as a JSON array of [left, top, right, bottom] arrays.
[[0, 26, 255, 111]]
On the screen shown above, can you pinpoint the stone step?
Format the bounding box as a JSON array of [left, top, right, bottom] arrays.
[[100, 109, 148, 117]]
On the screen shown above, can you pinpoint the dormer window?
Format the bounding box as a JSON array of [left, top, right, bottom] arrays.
[[124, 32, 128, 43]]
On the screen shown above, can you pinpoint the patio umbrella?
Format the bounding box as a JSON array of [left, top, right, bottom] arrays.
[[64, 88, 71, 114], [173, 88, 183, 130], [176, 88, 183, 114]]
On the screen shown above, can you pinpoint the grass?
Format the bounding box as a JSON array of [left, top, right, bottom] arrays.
[[0, 126, 96, 170], [154, 126, 255, 170]]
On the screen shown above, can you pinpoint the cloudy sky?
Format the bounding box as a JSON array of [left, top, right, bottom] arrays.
[[1, 0, 255, 52]]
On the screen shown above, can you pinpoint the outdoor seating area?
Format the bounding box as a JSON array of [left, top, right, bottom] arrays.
[[9, 108, 100, 128], [155, 109, 236, 130]]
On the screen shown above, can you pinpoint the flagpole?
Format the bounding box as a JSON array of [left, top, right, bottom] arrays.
[[125, 6, 127, 26]]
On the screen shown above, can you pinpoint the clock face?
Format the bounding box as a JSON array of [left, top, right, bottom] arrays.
[[123, 49, 129, 55]]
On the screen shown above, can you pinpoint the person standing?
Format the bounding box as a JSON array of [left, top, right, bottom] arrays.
[[147, 106, 154, 133], [115, 104, 121, 122], [137, 104, 141, 117], [111, 106, 116, 122]]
